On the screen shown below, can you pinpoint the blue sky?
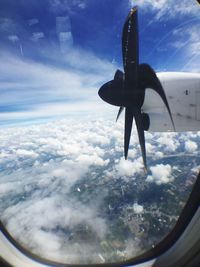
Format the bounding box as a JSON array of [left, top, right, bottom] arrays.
[[0, 0, 200, 125]]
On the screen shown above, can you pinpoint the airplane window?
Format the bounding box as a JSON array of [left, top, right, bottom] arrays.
[[0, 0, 200, 265]]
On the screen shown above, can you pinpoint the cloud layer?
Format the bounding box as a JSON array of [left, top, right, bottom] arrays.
[[0, 117, 199, 263], [0, 50, 117, 124]]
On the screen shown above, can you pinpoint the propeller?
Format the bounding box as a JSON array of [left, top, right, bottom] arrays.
[[116, 106, 124, 122], [98, 7, 175, 171]]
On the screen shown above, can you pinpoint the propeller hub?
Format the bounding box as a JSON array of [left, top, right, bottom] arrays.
[[98, 80, 145, 108]]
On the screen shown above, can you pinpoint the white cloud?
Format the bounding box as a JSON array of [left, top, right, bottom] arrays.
[[185, 140, 198, 153], [56, 16, 71, 33], [146, 142, 154, 154], [191, 165, 200, 175], [130, 1, 200, 73], [0, 118, 115, 262], [8, 35, 19, 43], [157, 133, 180, 152], [0, 182, 16, 194], [154, 151, 164, 159], [130, 0, 199, 20], [146, 164, 174, 185], [49, 0, 87, 14], [115, 157, 143, 178], [171, 23, 200, 72], [130, 0, 166, 10], [115, 158, 135, 177], [76, 154, 109, 167], [28, 18, 39, 26], [0, 117, 199, 263], [0, 121, 125, 263], [4, 195, 107, 263], [172, 24, 200, 53], [0, 18, 16, 32], [15, 149, 38, 158], [133, 203, 144, 214], [0, 50, 116, 123], [31, 32, 45, 42]]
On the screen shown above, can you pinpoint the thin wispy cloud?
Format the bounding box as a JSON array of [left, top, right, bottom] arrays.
[[48, 0, 87, 14], [0, 49, 117, 124], [130, 0, 199, 20]]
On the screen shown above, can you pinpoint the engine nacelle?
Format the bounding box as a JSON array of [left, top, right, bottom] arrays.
[[147, 112, 200, 132]]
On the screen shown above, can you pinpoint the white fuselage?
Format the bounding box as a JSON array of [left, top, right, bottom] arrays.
[[142, 72, 200, 132]]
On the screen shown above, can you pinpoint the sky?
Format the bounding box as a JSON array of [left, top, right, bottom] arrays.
[[0, 0, 200, 125]]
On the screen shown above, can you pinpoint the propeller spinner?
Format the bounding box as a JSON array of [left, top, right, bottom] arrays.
[[98, 7, 175, 171]]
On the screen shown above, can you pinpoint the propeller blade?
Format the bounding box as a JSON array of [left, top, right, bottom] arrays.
[[122, 7, 139, 84], [134, 108, 147, 171], [124, 108, 134, 159], [116, 107, 124, 122], [139, 63, 175, 131], [114, 69, 124, 81]]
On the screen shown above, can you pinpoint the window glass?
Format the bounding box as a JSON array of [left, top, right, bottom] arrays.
[[0, 0, 199, 264]]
